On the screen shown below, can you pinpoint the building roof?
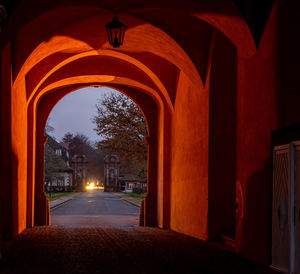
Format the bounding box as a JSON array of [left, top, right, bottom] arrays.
[[46, 135, 63, 150], [118, 173, 146, 182], [45, 144, 73, 173]]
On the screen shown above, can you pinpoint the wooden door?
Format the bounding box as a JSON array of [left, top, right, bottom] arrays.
[[272, 144, 291, 273]]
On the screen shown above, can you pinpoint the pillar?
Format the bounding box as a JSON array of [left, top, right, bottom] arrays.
[[0, 42, 13, 241], [34, 134, 50, 225], [144, 135, 157, 227]]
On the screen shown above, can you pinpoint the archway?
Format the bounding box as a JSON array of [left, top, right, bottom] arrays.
[[34, 82, 161, 229], [3, 0, 284, 265], [6, 3, 247, 235], [42, 86, 152, 228], [16, 11, 201, 236]]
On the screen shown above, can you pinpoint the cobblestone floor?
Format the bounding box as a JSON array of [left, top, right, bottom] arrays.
[[0, 226, 279, 274]]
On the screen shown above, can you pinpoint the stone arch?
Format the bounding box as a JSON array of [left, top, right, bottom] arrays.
[[9, 1, 257, 93], [7, 1, 251, 233], [2, 0, 256, 58], [31, 79, 162, 228], [12, 9, 205, 232], [2, 0, 276, 263]]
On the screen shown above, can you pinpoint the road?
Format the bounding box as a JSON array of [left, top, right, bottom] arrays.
[[51, 190, 139, 227]]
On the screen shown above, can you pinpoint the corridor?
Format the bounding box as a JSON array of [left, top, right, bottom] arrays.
[[1, 1, 300, 271]]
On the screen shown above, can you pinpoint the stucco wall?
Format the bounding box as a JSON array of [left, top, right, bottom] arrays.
[[235, 2, 278, 263], [170, 71, 209, 239], [12, 74, 28, 235]]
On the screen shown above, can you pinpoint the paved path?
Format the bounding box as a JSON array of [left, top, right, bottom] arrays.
[[51, 190, 139, 227], [0, 226, 279, 274], [0, 191, 280, 274]]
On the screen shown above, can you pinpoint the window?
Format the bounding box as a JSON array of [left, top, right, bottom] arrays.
[[57, 178, 64, 186]]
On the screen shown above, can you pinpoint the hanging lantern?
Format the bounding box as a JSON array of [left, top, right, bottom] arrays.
[[105, 11, 127, 48]]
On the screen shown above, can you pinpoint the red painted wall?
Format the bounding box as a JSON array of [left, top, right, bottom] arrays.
[[235, 2, 278, 263], [170, 71, 209, 239], [11, 73, 28, 235], [3, 0, 300, 267], [235, 1, 300, 263]]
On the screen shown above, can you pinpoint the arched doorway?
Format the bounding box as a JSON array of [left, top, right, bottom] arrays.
[[34, 83, 161, 229], [3, 0, 285, 265], [42, 86, 152, 228]]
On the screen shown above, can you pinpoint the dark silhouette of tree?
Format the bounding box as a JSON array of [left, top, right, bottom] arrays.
[[45, 145, 61, 184], [62, 132, 73, 144], [92, 92, 148, 163]]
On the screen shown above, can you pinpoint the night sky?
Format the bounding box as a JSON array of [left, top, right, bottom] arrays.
[[47, 86, 118, 143]]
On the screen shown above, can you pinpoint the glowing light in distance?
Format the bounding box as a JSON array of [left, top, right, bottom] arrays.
[[85, 182, 103, 190]]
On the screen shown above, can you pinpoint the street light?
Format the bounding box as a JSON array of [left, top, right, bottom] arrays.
[[105, 11, 127, 48]]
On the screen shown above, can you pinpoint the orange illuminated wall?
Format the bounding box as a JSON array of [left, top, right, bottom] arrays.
[[170, 71, 209, 239], [2, 0, 300, 266]]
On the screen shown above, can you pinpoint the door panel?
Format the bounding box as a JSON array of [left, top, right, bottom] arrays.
[[272, 145, 290, 272]]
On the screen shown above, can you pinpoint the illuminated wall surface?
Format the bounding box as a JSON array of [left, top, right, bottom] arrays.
[[0, 0, 298, 265]]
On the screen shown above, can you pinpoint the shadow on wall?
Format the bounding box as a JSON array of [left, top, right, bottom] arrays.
[[276, 1, 300, 128], [11, 151, 19, 238], [1, 151, 18, 241], [208, 30, 237, 240], [240, 159, 272, 263]]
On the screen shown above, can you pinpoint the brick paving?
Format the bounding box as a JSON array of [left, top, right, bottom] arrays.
[[0, 225, 279, 274]]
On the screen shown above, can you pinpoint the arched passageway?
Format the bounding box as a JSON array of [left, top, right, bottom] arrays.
[[1, 0, 300, 268], [36, 84, 159, 228]]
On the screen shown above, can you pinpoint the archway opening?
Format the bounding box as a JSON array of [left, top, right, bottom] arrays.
[[3, 0, 295, 269], [38, 86, 157, 228], [1, 0, 264, 262]]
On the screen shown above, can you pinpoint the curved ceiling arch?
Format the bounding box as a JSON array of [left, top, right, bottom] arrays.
[[29, 76, 163, 200], [31, 75, 165, 157], [25, 49, 174, 111], [14, 12, 202, 90], [11, 1, 256, 100], [3, 0, 256, 57], [33, 75, 165, 116]]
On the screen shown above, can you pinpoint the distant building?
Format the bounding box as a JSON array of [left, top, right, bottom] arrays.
[[104, 154, 147, 193], [119, 158, 147, 193], [118, 174, 147, 193], [45, 135, 73, 192], [46, 135, 70, 163]]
